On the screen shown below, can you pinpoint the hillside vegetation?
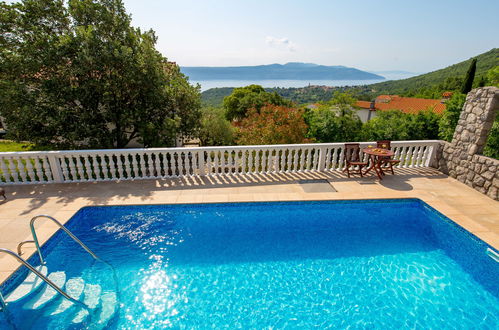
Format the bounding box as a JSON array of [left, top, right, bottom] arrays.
[[202, 85, 356, 107], [363, 48, 498, 98]]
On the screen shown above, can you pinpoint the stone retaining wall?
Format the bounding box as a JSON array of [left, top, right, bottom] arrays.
[[437, 87, 498, 200]]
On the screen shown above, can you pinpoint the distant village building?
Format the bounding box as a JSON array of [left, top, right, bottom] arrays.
[[355, 94, 447, 123]]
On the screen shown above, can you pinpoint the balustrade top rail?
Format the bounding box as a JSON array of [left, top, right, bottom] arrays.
[[0, 140, 441, 185]]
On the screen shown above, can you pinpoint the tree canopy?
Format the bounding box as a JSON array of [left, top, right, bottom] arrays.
[[198, 106, 234, 146], [461, 58, 477, 94], [305, 92, 362, 143], [223, 84, 292, 121], [361, 109, 441, 141], [0, 0, 200, 148]]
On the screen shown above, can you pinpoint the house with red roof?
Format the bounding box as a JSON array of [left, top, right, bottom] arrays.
[[355, 94, 447, 122]]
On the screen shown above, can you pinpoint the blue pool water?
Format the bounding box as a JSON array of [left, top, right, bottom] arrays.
[[1, 199, 498, 329]]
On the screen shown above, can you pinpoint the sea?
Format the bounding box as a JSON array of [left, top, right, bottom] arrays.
[[191, 73, 416, 91]]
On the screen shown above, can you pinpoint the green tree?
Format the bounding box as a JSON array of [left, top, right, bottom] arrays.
[[361, 111, 416, 141], [438, 93, 466, 141], [223, 84, 292, 121], [306, 92, 362, 142], [198, 107, 234, 146], [461, 58, 477, 94], [306, 109, 362, 143], [0, 0, 200, 148], [413, 110, 441, 140], [361, 109, 442, 142]]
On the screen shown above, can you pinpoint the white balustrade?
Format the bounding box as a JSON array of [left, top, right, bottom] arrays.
[[0, 140, 441, 185]]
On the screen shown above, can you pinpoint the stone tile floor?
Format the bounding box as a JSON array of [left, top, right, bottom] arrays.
[[1, 168, 498, 284]]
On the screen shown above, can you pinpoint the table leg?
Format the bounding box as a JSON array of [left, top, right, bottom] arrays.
[[363, 155, 376, 176], [373, 157, 384, 180]]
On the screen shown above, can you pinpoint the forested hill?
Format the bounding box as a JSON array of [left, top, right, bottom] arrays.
[[201, 85, 349, 107], [200, 48, 499, 106], [182, 62, 384, 80], [358, 48, 499, 98]]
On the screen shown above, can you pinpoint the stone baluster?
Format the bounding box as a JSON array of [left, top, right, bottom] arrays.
[[115, 153, 124, 179], [1, 159, 11, 183], [32, 157, 44, 182], [107, 154, 116, 180], [24, 157, 36, 182], [123, 154, 132, 179], [90, 155, 101, 180], [130, 153, 138, 178], [75, 156, 85, 181], [305, 149, 312, 171]]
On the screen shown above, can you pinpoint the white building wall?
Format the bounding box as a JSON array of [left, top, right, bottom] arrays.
[[356, 109, 377, 123]]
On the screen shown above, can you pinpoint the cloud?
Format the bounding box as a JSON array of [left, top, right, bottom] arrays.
[[265, 36, 296, 52]]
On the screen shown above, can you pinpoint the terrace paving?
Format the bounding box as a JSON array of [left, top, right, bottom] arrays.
[[1, 167, 498, 284]]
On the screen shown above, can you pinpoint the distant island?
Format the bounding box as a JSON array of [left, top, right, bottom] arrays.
[[181, 62, 385, 80]]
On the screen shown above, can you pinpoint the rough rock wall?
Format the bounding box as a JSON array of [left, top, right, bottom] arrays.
[[437, 87, 498, 200]]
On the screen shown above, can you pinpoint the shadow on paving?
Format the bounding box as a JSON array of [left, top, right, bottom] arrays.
[[2, 168, 447, 216]]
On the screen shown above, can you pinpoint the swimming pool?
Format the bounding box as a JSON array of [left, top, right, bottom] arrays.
[[1, 199, 498, 328]]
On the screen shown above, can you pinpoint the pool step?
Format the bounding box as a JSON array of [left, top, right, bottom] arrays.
[[71, 283, 103, 324], [83, 283, 102, 309], [72, 290, 116, 327], [44, 281, 112, 328], [7, 268, 116, 328], [4, 265, 48, 303], [45, 277, 85, 316], [89, 291, 117, 329], [23, 271, 66, 310]]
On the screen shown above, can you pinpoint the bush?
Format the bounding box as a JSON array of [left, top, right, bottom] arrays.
[[361, 110, 442, 141], [236, 105, 309, 145], [483, 114, 499, 159], [439, 93, 466, 141]]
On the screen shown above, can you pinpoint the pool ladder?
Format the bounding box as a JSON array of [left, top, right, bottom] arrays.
[[486, 248, 499, 263], [0, 248, 85, 311], [0, 215, 102, 311]]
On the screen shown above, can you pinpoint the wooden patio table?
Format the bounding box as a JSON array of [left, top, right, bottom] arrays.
[[362, 147, 394, 180]]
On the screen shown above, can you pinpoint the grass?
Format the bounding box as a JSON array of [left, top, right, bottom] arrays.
[[0, 140, 39, 152]]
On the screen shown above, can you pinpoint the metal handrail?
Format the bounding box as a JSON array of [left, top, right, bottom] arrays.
[[17, 240, 35, 256], [0, 248, 85, 308], [0, 289, 5, 311], [30, 215, 100, 265]]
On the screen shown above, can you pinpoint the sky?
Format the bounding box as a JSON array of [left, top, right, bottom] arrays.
[[123, 0, 499, 73]]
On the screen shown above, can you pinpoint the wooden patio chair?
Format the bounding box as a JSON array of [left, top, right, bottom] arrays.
[[343, 143, 368, 178], [376, 140, 401, 175]]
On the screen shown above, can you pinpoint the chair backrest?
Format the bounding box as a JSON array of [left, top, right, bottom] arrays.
[[344, 143, 361, 162], [376, 140, 391, 149]]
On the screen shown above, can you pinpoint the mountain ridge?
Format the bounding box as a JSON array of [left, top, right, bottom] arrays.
[[181, 62, 384, 81]]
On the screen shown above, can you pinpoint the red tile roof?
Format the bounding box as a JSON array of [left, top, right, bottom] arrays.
[[355, 95, 446, 115], [356, 101, 373, 109], [377, 95, 393, 101]]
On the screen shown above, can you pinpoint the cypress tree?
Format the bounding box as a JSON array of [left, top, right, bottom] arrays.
[[461, 58, 477, 94]]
